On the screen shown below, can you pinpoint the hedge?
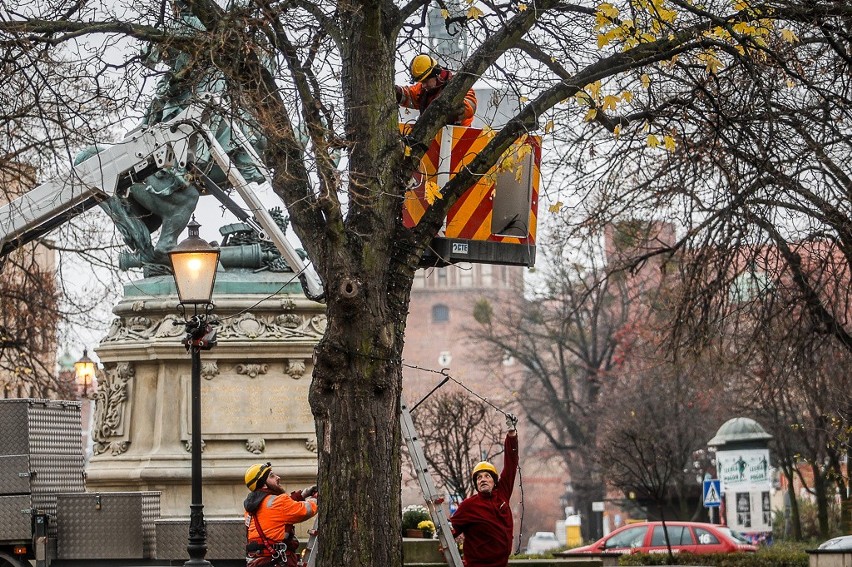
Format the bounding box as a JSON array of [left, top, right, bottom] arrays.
[[617, 548, 807, 567]]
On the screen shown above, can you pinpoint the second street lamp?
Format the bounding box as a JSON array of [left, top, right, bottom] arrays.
[[74, 348, 96, 397], [168, 217, 220, 567]]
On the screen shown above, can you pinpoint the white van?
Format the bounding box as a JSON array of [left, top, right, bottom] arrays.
[[526, 531, 561, 554]]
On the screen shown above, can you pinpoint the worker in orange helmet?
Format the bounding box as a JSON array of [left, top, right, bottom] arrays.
[[396, 53, 477, 127], [449, 413, 519, 566], [243, 462, 318, 567]]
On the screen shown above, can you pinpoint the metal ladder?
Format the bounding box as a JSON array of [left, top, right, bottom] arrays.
[[303, 399, 463, 567]]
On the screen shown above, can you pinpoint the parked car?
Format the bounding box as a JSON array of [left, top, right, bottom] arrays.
[[525, 531, 562, 554], [566, 521, 758, 555], [818, 535, 852, 551]]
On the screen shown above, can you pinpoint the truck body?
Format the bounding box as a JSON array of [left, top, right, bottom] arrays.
[[0, 398, 246, 567]]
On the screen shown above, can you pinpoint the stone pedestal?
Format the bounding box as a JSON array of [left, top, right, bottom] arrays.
[[85, 271, 323, 520]]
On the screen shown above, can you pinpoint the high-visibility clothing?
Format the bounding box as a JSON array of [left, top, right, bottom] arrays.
[[244, 488, 317, 551], [396, 69, 477, 127]]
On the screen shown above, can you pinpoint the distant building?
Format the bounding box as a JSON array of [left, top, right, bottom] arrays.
[[0, 165, 66, 399], [403, 262, 568, 539]]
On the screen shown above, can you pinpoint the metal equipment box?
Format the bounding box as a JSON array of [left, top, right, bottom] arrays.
[[0, 399, 85, 542], [155, 517, 245, 560], [56, 491, 160, 559]]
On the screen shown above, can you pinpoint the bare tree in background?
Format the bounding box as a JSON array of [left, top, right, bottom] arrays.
[[471, 241, 634, 535], [409, 390, 504, 500]]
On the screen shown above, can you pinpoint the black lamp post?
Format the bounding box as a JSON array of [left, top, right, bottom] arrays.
[[168, 217, 220, 567]]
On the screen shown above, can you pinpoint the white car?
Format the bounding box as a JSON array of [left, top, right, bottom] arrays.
[[526, 531, 561, 554], [818, 535, 852, 550]]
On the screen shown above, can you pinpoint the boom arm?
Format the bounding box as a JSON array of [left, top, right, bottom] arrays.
[[0, 102, 324, 300]]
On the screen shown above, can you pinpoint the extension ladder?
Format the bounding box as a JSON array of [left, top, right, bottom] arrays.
[[303, 400, 463, 566]]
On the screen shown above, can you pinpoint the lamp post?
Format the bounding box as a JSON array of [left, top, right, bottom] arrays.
[[168, 217, 220, 567], [74, 349, 97, 461]]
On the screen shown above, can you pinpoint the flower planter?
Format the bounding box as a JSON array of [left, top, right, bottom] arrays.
[[405, 529, 424, 538]]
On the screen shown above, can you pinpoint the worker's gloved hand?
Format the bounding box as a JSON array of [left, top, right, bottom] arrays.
[[450, 104, 467, 125], [301, 485, 318, 499], [505, 413, 518, 431], [395, 85, 403, 104]]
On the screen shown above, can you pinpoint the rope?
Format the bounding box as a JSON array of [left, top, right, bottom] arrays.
[[402, 362, 526, 555]]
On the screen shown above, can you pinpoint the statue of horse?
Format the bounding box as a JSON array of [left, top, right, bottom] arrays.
[[75, 114, 265, 276], [75, 4, 267, 276]]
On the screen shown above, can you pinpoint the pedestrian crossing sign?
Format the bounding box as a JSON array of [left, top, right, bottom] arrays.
[[703, 479, 721, 507]]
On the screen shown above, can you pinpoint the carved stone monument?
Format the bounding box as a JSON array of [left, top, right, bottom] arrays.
[[86, 270, 323, 518]]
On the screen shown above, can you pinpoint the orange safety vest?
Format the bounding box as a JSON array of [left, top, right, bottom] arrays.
[[397, 70, 477, 127], [246, 492, 317, 548]]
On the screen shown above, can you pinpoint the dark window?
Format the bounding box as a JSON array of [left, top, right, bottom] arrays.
[[432, 304, 449, 322]]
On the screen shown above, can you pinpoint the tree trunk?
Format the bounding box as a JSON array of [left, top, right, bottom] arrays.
[[788, 486, 802, 540], [305, 4, 416, 563], [812, 464, 830, 539], [310, 281, 411, 565]]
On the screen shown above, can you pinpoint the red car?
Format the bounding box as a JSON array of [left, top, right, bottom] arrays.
[[567, 521, 758, 555]]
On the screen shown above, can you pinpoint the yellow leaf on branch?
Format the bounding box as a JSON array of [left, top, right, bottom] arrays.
[[425, 181, 442, 205], [584, 108, 598, 122], [641, 73, 651, 88], [518, 3, 528, 11], [544, 120, 554, 134], [548, 201, 564, 213], [467, 6, 483, 19], [663, 135, 676, 151], [586, 80, 602, 99], [441, 8, 449, 18], [602, 94, 619, 110], [647, 134, 660, 148], [597, 2, 619, 18], [781, 28, 798, 43]]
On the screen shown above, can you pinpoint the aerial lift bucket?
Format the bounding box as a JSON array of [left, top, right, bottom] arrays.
[[402, 125, 541, 267]]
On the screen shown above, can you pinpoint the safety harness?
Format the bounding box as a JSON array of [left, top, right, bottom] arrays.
[[248, 495, 300, 567]]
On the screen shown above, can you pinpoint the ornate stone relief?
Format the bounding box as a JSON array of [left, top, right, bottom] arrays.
[[184, 439, 206, 453], [246, 438, 266, 454], [102, 312, 326, 343], [92, 362, 135, 456], [236, 363, 268, 378], [201, 361, 219, 380], [305, 437, 318, 453], [285, 359, 307, 380]]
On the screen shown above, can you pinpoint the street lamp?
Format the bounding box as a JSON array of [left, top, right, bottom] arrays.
[[74, 348, 97, 461], [168, 217, 220, 567], [74, 349, 96, 397]]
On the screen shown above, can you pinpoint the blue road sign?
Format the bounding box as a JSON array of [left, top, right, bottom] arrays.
[[703, 479, 721, 508]]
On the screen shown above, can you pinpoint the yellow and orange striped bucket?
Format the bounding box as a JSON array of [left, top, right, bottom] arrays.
[[402, 125, 540, 247]]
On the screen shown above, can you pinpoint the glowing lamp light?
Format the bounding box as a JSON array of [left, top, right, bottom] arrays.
[[168, 217, 220, 305], [74, 348, 96, 394]]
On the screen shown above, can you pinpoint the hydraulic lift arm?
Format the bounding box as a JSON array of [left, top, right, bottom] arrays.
[[0, 101, 324, 300]]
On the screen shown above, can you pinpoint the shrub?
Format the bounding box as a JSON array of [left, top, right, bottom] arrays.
[[618, 548, 808, 567], [402, 504, 430, 533]]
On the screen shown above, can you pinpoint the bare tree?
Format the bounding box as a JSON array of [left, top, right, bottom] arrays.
[[470, 240, 636, 536], [409, 390, 504, 500]]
